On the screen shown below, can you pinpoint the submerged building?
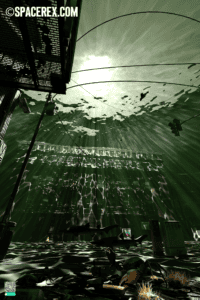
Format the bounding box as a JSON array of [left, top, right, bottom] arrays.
[[10, 141, 176, 242]]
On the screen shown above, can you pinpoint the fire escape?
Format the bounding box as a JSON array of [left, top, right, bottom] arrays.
[[0, 0, 83, 259]]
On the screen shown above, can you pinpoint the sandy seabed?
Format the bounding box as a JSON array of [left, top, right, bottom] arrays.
[[0, 240, 200, 300]]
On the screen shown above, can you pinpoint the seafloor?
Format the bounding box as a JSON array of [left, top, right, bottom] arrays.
[[0, 240, 200, 299]]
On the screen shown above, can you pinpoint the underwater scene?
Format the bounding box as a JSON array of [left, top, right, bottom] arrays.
[[0, 0, 200, 299]]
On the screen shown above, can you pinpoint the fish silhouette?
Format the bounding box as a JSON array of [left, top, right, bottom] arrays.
[[91, 232, 147, 250], [140, 91, 149, 101]]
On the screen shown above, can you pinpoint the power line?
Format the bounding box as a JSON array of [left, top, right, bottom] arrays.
[[181, 113, 200, 125], [77, 11, 200, 43], [72, 63, 200, 74], [51, 74, 200, 145], [51, 77, 200, 114], [70, 79, 124, 112], [67, 80, 199, 90], [47, 75, 200, 163], [71, 79, 95, 98], [56, 74, 200, 142]]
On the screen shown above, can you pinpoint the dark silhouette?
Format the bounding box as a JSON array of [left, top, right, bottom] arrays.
[[59, 223, 119, 236], [91, 233, 148, 250], [140, 91, 149, 101]]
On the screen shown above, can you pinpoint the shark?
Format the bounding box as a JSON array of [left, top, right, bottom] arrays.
[[58, 223, 119, 237], [91, 233, 148, 250]]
